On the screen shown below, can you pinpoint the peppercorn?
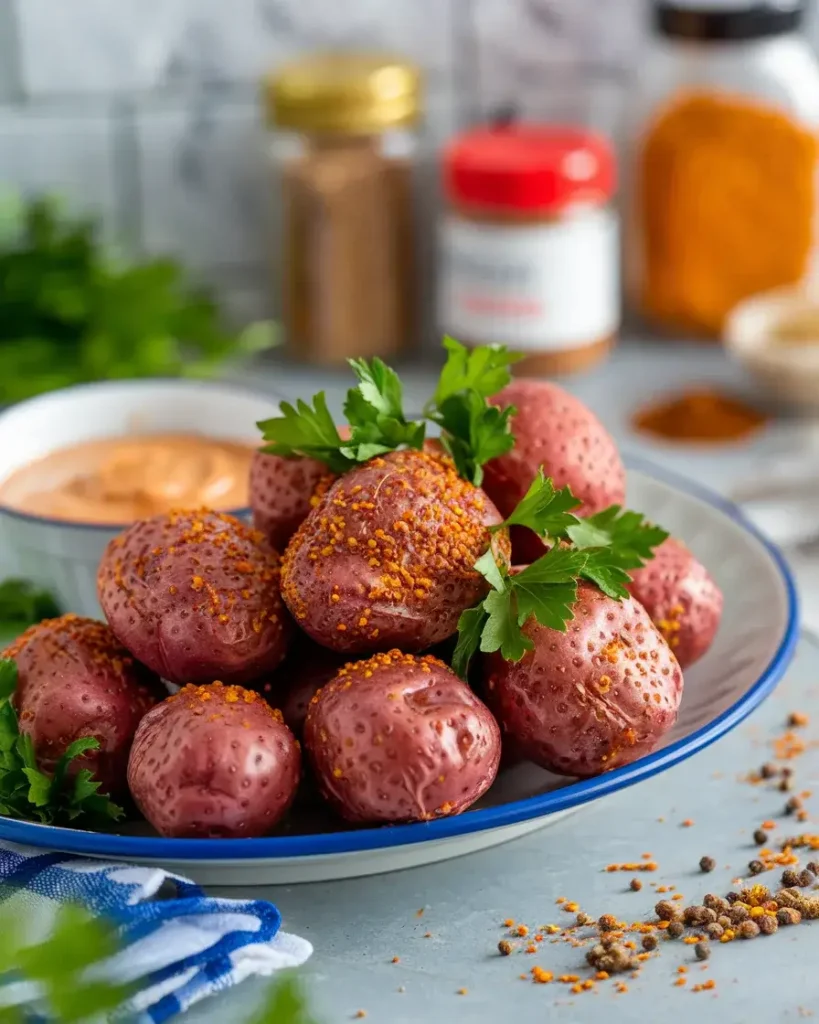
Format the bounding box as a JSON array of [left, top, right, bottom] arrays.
[[576, 912, 595, 927], [655, 900, 681, 921], [753, 829, 768, 846], [498, 940, 515, 956], [801, 898, 819, 920], [641, 935, 658, 952], [738, 920, 760, 939], [748, 859, 765, 876], [780, 777, 794, 792], [782, 767, 794, 779], [705, 923, 724, 940], [666, 921, 684, 939], [782, 869, 801, 888], [758, 913, 778, 935], [760, 762, 778, 779], [630, 878, 643, 892], [683, 905, 709, 927], [785, 797, 803, 815], [730, 905, 749, 924], [694, 941, 710, 961], [798, 869, 816, 887], [726, 892, 740, 904], [598, 914, 618, 932], [808, 862, 819, 876], [717, 915, 732, 929], [703, 894, 729, 913], [777, 907, 802, 926], [699, 856, 716, 873]]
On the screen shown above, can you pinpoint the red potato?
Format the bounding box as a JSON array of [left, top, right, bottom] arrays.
[[282, 448, 510, 653], [3, 615, 161, 797], [264, 635, 346, 739], [304, 651, 501, 824], [627, 536, 723, 670], [483, 582, 683, 778], [250, 452, 333, 551], [98, 509, 291, 686], [482, 380, 626, 564], [128, 682, 300, 838]]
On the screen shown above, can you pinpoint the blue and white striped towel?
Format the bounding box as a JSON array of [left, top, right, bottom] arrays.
[[0, 841, 312, 1022]]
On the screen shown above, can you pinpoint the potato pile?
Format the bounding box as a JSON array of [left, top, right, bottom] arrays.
[[2, 352, 724, 841]]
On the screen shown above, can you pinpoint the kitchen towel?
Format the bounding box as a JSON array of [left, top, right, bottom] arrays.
[[0, 840, 312, 1023]]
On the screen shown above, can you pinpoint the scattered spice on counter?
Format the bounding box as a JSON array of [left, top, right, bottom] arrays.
[[790, 712, 810, 728], [391, 956, 400, 964], [699, 856, 716, 873], [498, 940, 515, 956], [754, 829, 769, 845], [516, 924, 530, 938], [605, 861, 658, 872], [630, 879, 643, 892], [532, 968, 553, 984], [456, 988, 468, 996], [681, 819, 695, 828], [632, 389, 767, 445], [354, 1012, 367, 1019]]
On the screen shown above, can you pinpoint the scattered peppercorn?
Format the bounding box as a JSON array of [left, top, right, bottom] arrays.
[[498, 940, 515, 956], [753, 829, 769, 845], [699, 856, 716, 873], [807, 862, 819, 875], [655, 900, 681, 921], [760, 763, 778, 779], [738, 920, 760, 939], [780, 777, 794, 793], [758, 913, 778, 935], [777, 907, 802, 926], [576, 912, 595, 927], [667, 921, 684, 939], [748, 859, 765, 876], [694, 941, 710, 961], [717, 915, 732, 929], [630, 878, 643, 892], [786, 797, 803, 815], [782, 869, 801, 888], [726, 892, 740, 904], [730, 905, 750, 924], [598, 914, 618, 932], [642, 935, 658, 951], [799, 869, 816, 887], [705, 923, 724, 940]]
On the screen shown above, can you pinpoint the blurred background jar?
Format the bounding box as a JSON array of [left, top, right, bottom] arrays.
[[625, 0, 819, 340], [439, 123, 619, 376], [264, 54, 421, 367]]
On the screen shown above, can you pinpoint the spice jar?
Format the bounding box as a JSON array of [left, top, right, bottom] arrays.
[[264, 54, 420, 365], [626, 1, 819, 339], [439, 125, 619, 376]]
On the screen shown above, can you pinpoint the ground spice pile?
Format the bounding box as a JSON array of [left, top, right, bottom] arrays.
[[632, 389, 767, 445]]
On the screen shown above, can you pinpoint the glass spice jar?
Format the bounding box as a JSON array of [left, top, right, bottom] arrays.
[[264, 54, 421, 366], [439, 125, 619, 376]]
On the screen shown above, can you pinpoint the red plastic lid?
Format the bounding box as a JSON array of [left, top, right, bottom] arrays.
[[444, 124, 617, 214]]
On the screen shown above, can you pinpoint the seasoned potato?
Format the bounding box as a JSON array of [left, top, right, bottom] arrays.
[[483, 380, 626, 563], [265, 634, 346, 739], [98, 509, 291, 685], [282, 449, 509, 653], [4, 615, 161, 796], [627, 536, 723, 669], [305, 651, 501, 824], [250, 452, 333, 551], [128, 682, 300, 838], [483, 583, 683, 778]]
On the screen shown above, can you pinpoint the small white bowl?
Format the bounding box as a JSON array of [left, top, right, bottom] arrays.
[[725, 287, 819, 411], [0, 379, 280, 618]]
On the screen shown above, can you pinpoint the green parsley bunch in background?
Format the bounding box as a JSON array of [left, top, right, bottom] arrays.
[[0, 193, 275, 403]]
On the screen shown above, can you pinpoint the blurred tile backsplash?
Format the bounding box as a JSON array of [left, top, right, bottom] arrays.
[[1, 0, 817, 325]]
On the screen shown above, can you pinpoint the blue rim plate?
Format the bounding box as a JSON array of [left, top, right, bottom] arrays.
[[0, 457, 799, 862]]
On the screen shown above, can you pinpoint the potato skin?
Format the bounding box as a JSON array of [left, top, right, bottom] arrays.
[[282, 449, 510, 654], [627, 537, 723, 670], [250, 452, 333, 551], [483, 381, 626, 564], [484, 583, 683, 778], [305, 651, 501, 824], [128, 682, 300, 838], [264, 635, 346, 739], [98, 509, 291, 686], [4, 615, 161, 797]]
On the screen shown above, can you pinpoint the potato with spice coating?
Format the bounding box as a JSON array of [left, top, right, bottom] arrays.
[[98, 509, 291, 686], [627, 536, 723, 669], [128, 682, 301, 838], [482, 380, 626, 564], [4, 615, 161, 797], [305, 651, 501, 824], [282, 449, 510, 654], [483, 582, 683, 777]]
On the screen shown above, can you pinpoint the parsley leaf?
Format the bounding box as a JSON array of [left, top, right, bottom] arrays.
[[258, 394, 356, 474], [568, 506, 670, 568], [452, 606, 489, 680], [492, 470, 582, 537], [481, 590, 533, 662], [0, 579, 60, 633], [341, 357, 426, 462], [0, 658, 123, 826], [431, 336, 523, 407]]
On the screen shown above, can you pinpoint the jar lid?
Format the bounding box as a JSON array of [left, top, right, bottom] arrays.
[[265, 53, 421, 134], [654, 2, 803, 41], [444, 125, 616, 214]]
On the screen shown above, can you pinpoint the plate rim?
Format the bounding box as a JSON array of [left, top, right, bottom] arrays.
[[0, 456, 799, 862]]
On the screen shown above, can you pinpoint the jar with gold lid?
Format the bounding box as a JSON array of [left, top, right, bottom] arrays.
[[263, 53, 422, 366]]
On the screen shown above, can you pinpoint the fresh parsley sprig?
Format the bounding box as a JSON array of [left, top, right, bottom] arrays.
[[424, 337, 521, 486], [0, 659, 123, 827], [453, 475, 669, 677]]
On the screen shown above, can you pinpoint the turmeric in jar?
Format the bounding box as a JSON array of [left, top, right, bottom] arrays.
[[637, 92, 818, 337]]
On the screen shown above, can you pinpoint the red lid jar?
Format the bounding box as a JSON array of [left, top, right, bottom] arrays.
[[439, 124, 620, 376]]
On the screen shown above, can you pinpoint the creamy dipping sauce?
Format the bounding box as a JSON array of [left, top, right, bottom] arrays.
[[0, 434, 256, 524]]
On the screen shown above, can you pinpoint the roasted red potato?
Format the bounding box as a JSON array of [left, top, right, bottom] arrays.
[[282, 449, 509, 653], [4, 614, 161, 797], [249, 452, 333, 551], [128, 682, 300, 838], [98, 509, 291, 686], [483, 583, 683, 778]]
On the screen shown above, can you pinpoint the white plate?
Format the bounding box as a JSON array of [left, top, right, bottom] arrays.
[[0, 461, 798, 885]]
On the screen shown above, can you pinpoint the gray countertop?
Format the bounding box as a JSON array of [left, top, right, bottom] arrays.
[[187, 340, 819, 1023]]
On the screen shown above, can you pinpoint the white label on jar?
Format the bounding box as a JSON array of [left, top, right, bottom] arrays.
[[440, 209, 620, 351]]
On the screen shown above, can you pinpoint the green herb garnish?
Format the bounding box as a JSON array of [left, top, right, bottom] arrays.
[[0, 659, 123, 826], [0, 194, 275, 402], [0, 580, 60, 634], [453, 475, 669, 677]]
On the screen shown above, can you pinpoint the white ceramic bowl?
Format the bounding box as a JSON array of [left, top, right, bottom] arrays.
[[0, 380, 279, 618]]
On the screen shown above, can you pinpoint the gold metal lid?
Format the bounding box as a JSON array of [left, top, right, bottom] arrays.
[[265, 53, 421, 134]]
